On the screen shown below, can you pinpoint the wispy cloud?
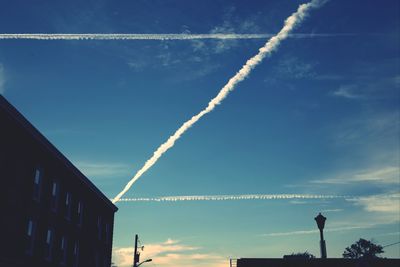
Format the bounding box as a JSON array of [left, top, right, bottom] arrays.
[[0, 63, 5, 94], [127, 61, 146, 72], [43, 128, 90, 137], [263, 55, 318, 91], [262, 225, 374, 237], [155, 43, 184, 67], [394, 75, 400, 87], [330, 112, 399, 146], [273, 56, 317, 80], [329, 71, 400, 100], [289, 200, 309, 205], [313, 74, 344, 81], [311, 166, 399, 185], [263, 204, 400, 238], [332, 85, 362, 99], [206, 6, 258, 54], [373, 231, 400, 237], [75, 162, 132, 178], [348, 193, 400, 213], [321, 208, 344, 213], [113, 239, 227, 267]]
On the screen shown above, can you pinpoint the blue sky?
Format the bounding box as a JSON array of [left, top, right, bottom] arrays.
[[1, 0, 399, 266]]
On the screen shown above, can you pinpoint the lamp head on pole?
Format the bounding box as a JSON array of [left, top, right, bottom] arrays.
[[314, 213, 326, 231], [137, 259, 152, 267]]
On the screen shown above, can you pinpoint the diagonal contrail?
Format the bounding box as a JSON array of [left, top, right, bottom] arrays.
[[0, 33, 348, 41], [112, 0, 327, 204], [116, 194, 347, 202]]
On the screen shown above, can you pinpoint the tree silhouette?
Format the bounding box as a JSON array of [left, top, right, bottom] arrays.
[[343, 238, 384, 259]]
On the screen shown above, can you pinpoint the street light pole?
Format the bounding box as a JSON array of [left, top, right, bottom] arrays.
[[314, 213, 327, 259], [132, 235, 152, 267], [137, 259, 152, 266]]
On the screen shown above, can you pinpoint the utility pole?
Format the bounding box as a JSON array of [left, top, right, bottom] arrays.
[[132, 234, 152, 267], [133, 234, 139, 267]]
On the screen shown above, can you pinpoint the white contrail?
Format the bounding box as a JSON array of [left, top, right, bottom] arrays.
[[116, 193, 398, 203], [116, 194, 346, 202], [112, 0, 326, 204], [0, 33, 347, 41]]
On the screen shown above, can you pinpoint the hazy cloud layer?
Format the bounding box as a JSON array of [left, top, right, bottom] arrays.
[[75, 162, 132, 178], [113, 239, 227, 267]]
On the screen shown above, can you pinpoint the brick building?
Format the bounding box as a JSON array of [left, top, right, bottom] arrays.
[[0, 95, 118, 266]]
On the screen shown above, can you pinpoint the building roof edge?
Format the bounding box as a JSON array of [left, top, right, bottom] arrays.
[[0, 95, 118, 212]]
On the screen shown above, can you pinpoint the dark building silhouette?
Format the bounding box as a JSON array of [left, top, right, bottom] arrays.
[[237, 258, 400, 267], [0, 96, 118, 266]]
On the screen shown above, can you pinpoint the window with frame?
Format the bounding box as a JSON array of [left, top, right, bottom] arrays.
[[44, 228, 54, 261], [77, 201, 83, 226], [103, 256, 109, 267], [33, 168, 42, 201], [50, 181, 59, 212], [95, 251, 99, 267], [97, 216, 102, 241], [25, 219, 36, 255], [73, 241, 79, 267], [105, 222, 110, 244], [60, 235, 68, 265], [65, 192, 72, 220]]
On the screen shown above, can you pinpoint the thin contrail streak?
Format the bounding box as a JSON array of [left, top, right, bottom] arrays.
[[116, 194, 347, 202], [112, 0, 326, 204], [263, 225, 374, 237], [116, 193, 398, 203], [0, 33, 349, 41]]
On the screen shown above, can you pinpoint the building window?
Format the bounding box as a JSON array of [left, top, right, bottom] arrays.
[[105, 222, 110, 244], [77, 201, 83, 226], [25, 219, 36, 255], [95, 251, 99, 267], [50, 181, 59, 212], [33, 168, 42, 201], [97, 216, 102, 241], [44, 228, 54, 261], [60, 235, 68, 265], [65, 192, 71, 220], [103, 257, 109, 267], [73, 241, 79, 267]]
